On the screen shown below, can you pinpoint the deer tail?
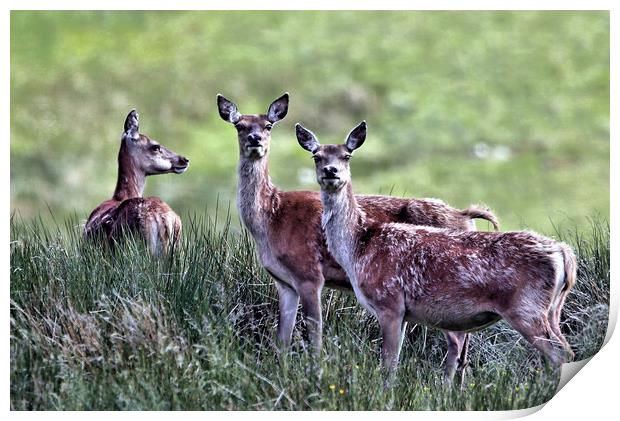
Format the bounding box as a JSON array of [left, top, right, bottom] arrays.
[[461, 205, 500, 231], [560, 243, 577, 293]]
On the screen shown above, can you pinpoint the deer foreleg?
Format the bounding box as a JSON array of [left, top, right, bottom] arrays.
[[298, 281, 323, 353], [378, 309, 406, 384], [274, 280, 300, 349]]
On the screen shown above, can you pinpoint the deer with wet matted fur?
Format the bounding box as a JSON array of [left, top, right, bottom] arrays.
[[296, 121, 575, 380]]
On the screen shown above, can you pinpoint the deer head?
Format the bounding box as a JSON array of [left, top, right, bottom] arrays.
[[217, 93, 289, 160], [296, 121, 367, 192], [121, 109, 190, 176]]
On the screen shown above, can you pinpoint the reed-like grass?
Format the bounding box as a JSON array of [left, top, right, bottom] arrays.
[[10, 213, 609, 410]]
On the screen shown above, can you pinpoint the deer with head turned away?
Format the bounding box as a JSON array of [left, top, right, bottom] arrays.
[[84, 109, 190, 256], [217, 93, 500, 383], [296, 121, 576, 379]]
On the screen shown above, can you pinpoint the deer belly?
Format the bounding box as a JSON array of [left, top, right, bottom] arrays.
[[322, 265, 351, 291], [406, 308, 501, 333], [324, 277, 354, 291]]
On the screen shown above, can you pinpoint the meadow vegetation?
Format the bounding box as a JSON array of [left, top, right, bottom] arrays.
[[10, 213, 609, 410]]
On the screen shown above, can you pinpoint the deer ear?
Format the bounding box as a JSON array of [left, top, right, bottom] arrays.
[[267, 92, 289, 123], [296, 123, 320, 153], [217, 94, 241, 124], [124, 109, 139, 140], [345, 121, 367, 152]]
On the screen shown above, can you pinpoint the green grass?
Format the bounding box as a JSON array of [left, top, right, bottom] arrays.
[[10, 213, 609, 410]]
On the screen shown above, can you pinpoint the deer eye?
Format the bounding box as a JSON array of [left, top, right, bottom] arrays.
[[343, 154, 352, 160], [265, 124, 273, 130], [234, 123, 244, 130], [312, 155, 320, 162], [151, 144, 161, 152]]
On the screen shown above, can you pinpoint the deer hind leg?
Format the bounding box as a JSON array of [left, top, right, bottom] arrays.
[[273, 279, 300, 349], [503, 312, 568, 367], [548, 291, 574, 362], [443, 331, 470, 386]]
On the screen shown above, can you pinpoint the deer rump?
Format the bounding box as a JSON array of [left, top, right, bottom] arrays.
[[84, 197, 181, 254]]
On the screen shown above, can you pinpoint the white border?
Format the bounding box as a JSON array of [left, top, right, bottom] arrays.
[[4, 1, 616, 419]]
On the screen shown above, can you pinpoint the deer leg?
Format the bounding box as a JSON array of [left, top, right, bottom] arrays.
[[443, 331, 459, 385], [274, 280, 300, 349], [549, 295, 575, 362], [377, 310, 406, 382], [547, 327, 573, 364], [443, 331, 468, 385], [458, 333, 471, 388], [298, 281, 323, 353], [504, 313, 567, 367]]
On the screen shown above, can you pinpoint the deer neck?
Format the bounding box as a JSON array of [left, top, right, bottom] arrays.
[[237, 155, 279, 236], [320, 183, 364, 277], [112, 142, 146, 202]]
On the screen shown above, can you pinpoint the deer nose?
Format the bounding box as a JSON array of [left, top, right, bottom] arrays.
[[323, 166, 338, 176], [178, 156, 189, 166], [247, 134, 261, 144]]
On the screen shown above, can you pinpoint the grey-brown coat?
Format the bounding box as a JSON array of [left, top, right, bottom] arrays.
[[299, 122, 575, 375]]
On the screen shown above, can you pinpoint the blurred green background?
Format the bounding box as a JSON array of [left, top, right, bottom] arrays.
[[10, 11, 609, 233]]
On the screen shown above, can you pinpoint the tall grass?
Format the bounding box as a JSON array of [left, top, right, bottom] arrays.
[[10, 213, 609, 410]]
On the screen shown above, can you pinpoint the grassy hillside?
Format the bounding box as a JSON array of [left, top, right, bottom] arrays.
[[10, 11, 609, 233], [10, 214, 609, 410]]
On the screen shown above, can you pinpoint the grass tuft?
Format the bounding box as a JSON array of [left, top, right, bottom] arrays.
[[10, 213, 609, 410]]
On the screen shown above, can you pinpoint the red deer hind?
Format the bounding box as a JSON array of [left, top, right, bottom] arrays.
[[296, 121, 575, 377], [84, 109, 189, 256], [217, 93, 500, 382]]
